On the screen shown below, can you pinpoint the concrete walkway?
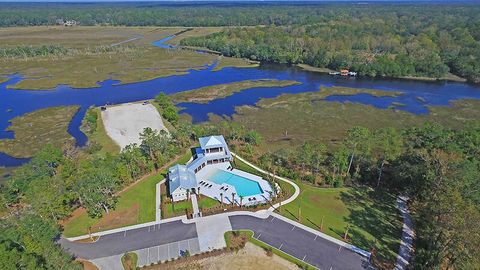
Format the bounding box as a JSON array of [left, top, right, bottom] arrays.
[[194, 214, 232, 251], [191, 194, 200, 218], [395, 196, 414, 270]]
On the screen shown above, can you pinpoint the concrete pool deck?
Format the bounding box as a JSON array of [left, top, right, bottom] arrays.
[[101, 102, 167, 150], [194, 161, 273, 206]]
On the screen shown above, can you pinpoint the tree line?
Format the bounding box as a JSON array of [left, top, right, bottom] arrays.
[[181, 22, 480, 82]]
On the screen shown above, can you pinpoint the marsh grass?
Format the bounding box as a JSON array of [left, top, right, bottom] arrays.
[[0, 106, 79, 157], [171, 79, 301, 103], [232, 88, 480, 151]]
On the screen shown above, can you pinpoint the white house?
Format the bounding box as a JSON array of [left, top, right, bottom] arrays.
[[167, 135, 273, 205]]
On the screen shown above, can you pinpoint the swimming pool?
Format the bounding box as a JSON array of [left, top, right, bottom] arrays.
[[209, 170, 263, 197]]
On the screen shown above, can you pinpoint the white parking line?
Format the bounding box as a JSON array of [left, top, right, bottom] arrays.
[[270, 217, 275, 222], [256, 233, 262, 239], [124, 231, 126, 237], [303, 254, 307, 261], [314, 235, 318, 241], [279, 243, 283, 250], [291, 225, 295, 231]]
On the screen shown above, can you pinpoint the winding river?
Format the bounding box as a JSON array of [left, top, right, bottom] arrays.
[[1, 36, 480, 167]]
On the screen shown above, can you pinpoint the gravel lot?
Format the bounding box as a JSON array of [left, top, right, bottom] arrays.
[[101, 103, 167, 150]]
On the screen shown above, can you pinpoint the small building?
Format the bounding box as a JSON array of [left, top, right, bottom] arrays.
[[168, 164, 197, 202], [340, 69, 349, 76]]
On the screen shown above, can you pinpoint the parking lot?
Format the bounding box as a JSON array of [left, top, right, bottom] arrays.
[[136, 238, 201, 267]]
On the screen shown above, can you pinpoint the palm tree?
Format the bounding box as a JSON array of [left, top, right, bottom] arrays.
[[239, 196, 244, 207], [231, 193, 236, 206], [220, 193, 223, 206]]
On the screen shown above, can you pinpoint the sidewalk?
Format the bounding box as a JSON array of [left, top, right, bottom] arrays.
[[395, 196, 414, 270], [191, 194, 200, 218]]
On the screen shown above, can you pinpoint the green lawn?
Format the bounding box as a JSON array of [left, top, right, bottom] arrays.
[[121, 252, 138, 270], [63, 173, 163, 237], [281, 184, 402, 263], [198, 196, 220, 209], [163, 199, 192, 218], [63, 150, 192, 237]]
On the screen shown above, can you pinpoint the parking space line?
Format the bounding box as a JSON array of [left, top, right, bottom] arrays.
[[291, 225, 295, 231], [279, 243, 283, 250], [124, 231, 126, 237], [270, 216, 275, 222], [314, 235, 318, 241], [302, 254, 307, 261], [256, 233, 262, 239]]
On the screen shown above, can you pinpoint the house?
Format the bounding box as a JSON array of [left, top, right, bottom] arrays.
[[167, 135, 273, 205], [168, 135, 232, 202], [340, 69, 349, 76], [168, 164, 197, 201]]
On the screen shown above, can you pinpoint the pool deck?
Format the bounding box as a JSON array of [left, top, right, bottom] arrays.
[[194, 162, 273, 206]]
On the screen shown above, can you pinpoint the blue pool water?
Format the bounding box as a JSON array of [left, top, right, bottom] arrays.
[[1, 35, 480, 167], [209, 170, 264, 197]]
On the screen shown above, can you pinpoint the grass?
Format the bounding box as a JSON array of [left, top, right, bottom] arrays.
[[63, 149, 193, 237], [0, 76, 7, 84], [232, 88, 480, 152], [163, 199, 192, 218], [297, 63, 335, 74], [165, 27, 223, 46], [81, 107, 120, 154], [281, 184, 402, 264], [197, 196, 220, 209], [121, 252, 138, 270], [213, 56, 259, 71], [0, 26, 217, 90], [0, 106, 79, 157], [225, 230, 316, 270], [171, 79, 300, 104]]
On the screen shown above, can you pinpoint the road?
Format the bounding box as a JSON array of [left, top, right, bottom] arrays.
[[229, 215, 371, 270], [59, 220, 197, 260]]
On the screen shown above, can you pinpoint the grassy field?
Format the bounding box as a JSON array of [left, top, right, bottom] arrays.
[[197, 196, 220, 209], [172, 79, 301, 103], [165, 27, 223, 46], [121, 252, 138, 270], [163, 199, 193, 218], [63, 150, 193, 237], [232, 87, 480, 151], [0, 106, 79, 157], [0, 26, 217, 90], [297, 63, 335, 74], [81, 107, 120, 154], [280, 185, 402, 264], [0, 26, 261, 90], [213, 56, 260, 71]]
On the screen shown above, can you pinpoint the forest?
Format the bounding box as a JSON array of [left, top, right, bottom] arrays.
[[1, 2, 479, 82]]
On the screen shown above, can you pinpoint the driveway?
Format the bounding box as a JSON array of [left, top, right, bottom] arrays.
[[229, 215, 371, 270], [59, 220, 196, 260]]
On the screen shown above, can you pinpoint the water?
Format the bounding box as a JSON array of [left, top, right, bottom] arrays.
[[1, 36, 480, 167], [209, 169, 264, 197]]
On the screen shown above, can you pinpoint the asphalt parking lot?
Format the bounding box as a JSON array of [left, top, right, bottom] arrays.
[[136, 237, 201, 267], [229, 215, 371, 270], [60, 220, 197, 260]]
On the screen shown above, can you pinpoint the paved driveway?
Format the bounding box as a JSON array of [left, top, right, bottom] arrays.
[[229, 215, 370, 270], [60, 220, 197, 260]]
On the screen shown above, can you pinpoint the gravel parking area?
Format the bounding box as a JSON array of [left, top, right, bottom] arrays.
[[101, 103, 167, 150]]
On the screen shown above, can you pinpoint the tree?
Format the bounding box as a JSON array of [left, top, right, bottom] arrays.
[[373, 128, 403, 187], [345, 126, 372, 176]]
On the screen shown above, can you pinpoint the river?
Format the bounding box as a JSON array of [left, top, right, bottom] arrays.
[[1, 36, 479, 167]]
